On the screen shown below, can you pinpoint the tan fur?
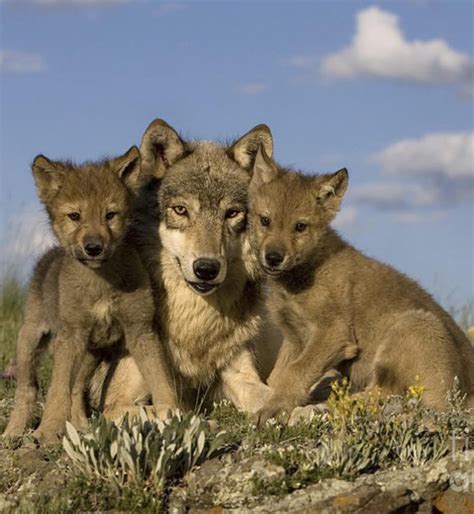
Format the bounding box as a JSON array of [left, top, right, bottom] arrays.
[[89, 120, 276, 416], [247, 147, 474, 422], [3, 148, 177, 442]]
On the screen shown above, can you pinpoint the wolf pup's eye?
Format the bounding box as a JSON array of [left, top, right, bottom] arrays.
[[173, 205, 188, 216], [295, 222, 308, 233], [260, 216, 270, 227], [106, 211, 118, 221], [68, 212, 81, 221], [226, 209, 241, 219]]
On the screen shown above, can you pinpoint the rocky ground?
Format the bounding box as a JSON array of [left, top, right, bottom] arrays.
[[0, 388, 473, 513]]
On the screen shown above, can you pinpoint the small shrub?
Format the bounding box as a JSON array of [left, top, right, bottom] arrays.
[[63, 409, 227, 493]]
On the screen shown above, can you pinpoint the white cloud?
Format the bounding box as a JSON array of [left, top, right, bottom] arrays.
[[236, 83, 268, 95], [0, 50, 46, 74], [319, 6, 473, 88], [351, 131, 474, 214], [372, 132, 474, 180], [394, 210, 447, 224], [333, 206, 358, 230], [351, 182, 439, 209], [1, 205, 56, 277]]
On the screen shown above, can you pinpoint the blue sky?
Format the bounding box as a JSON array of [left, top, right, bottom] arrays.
[[1, 0, 473, 309]]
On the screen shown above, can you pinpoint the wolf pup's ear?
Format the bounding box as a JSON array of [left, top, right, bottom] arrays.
[[315, 168, 349, 215], [250, 145, 279, 189], [140, 119, 186, 179], [111, 146, 142, 192], [227, 124, 273, 171], [31, 155, 65, 203]]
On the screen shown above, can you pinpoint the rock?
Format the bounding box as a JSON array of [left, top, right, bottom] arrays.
[[288, 404, 329, 426], [433, 488, 474, 513], [171, 450, 474, 513], [181, 454, 286, 510]]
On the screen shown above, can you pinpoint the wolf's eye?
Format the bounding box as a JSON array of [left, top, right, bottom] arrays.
[[260, 216, 270, 227], [106, 211, 118, 221], [173, 205, 188, 216], [295, 222, 308, 233], [68, 212, 80, 221], [226, 209, 241, 219]]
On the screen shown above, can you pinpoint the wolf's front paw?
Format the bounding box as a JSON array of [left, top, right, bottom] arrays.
[[288, 403, 329, 426], [2, 423, 24, 438], [32, 427, 63, 444], [255, 395, 297, 427], [70, 412, 90, 433]]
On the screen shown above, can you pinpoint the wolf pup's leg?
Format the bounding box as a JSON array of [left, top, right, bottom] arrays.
[[257, 321, 358, 425], [220, 348, 273, 414], [3, 302, 50, 437], [369, 310, 469, 410], [124, 326, 177, 419], [33, 329, 87, 442], [70, 351, 99, 431]]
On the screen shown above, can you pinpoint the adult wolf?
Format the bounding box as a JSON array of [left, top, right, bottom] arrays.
[[90, 120, 277, 418], [246, 147, 474, 423]]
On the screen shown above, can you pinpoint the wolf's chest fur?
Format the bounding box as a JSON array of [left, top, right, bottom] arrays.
[[159, 262, 261, 385], [89, 297, 123, 347]]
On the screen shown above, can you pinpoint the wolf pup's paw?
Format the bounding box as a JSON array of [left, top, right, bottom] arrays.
[[344, 343, 359, 360], [255, 396, 297, 427], [32, 427, 63, 444], [288, 403, 329, 426]]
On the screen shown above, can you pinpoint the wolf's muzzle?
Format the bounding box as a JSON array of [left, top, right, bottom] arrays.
[[193, 258, 221, 281]]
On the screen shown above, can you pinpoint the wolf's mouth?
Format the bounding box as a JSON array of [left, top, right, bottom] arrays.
[[262, 265, 284, 276], [78, 258, 108, 268], [187, 281, 219, 295]]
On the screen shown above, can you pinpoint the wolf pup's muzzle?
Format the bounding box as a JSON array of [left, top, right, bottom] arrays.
[[261, 248, 288, 276]]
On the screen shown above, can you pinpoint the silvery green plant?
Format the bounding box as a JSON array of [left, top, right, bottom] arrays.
[[63, 409, 226, 491]]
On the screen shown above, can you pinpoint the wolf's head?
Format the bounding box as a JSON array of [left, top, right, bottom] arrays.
[[140, 119, 273, 295], [32, 146, 141, 269], [248, 146, 348, 276]]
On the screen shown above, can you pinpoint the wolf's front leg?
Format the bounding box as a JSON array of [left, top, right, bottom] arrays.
[[3, 310, 49, 437], [33, 330, 87, 443], [257, 323, 358, 425], [220, 347, 273, 414], [124, 326, 178, 419], [70, 351, 99, 431]]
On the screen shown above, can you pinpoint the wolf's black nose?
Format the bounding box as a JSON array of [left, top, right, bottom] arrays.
[[265, 251, 284, 268], [193, 258, 221, 281], [84, 239, 104, 257]]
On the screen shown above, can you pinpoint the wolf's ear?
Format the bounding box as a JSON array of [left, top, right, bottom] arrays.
[[227, 124, 273, 171], [315, 168, 349, 213], [250, 145, 279, 189], [31, 155, 65, 203], [111, 146, 142, 192], [140, 119, 186, 179]]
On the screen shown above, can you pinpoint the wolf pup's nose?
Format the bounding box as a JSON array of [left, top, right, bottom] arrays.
[[193, 258, 221, 281], [265, 251, 284, 268], [84, 239, 104, 257]]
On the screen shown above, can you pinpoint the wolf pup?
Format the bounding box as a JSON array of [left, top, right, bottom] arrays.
[[247, 147, 474, 423], [3, 148, 176, 442], [87, 120, 276, 418]]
